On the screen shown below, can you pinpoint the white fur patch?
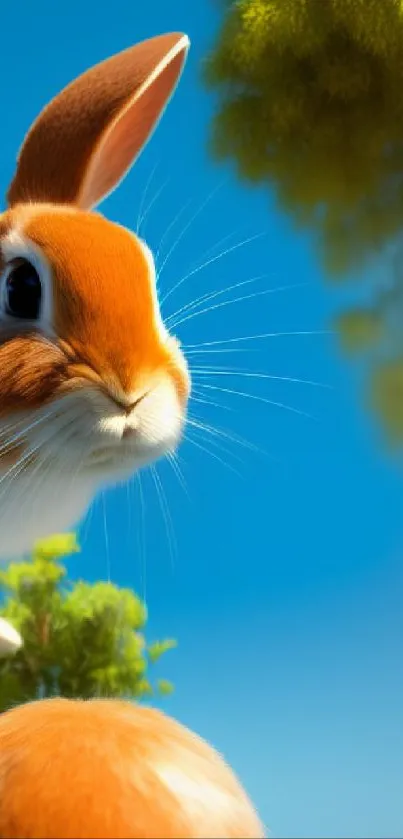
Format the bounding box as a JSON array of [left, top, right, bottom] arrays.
[[0, 375, 184, 559], [0, 455, 95, 559]]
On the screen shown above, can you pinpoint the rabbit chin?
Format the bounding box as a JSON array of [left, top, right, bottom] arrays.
[[0, 380, 186, 559]]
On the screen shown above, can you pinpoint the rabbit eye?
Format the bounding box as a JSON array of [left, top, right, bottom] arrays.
[[5, 259, 42, 320]]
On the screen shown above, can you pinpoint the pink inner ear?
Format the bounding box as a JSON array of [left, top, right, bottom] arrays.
[[78, 48, 186, 210]]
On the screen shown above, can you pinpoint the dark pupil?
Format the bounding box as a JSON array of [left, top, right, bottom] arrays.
[[6, 261, 42, 320]]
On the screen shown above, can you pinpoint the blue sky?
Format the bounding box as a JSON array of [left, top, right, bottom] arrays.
[[2, 1, 403, 837]]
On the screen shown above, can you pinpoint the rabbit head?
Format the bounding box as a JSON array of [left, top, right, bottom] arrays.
[[0, 34, 190, 556]]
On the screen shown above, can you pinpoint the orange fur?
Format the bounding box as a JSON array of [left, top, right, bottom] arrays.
[[12, 205, 188, 402], [0, 698, 265, 839], [0, 204, 189, 414]]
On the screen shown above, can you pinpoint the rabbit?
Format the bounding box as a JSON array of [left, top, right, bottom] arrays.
[[0, 33, 192, 559], [0, 696, 265, 838]]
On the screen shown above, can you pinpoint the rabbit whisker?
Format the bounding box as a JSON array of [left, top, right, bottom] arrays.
[[187, 414, 261, 457], [161, 230, 267, 308], [0, 439, 46, 492], [165, 274, 265, 326], [138, 178, 170, 239], [0, 410, 59, 456], [79, 492, 96, 552], [135, 470, 147, 605], [194, 381, 316, 421], [186, 227, 241, 268], [190, 391, 235, 412], [187, 348, 258, 356], [184, 329, 334, 349], [183, 431, 242, 477], [197, 384, 318, 422], [155, 198, 193, 273], [101, 492, 112, 583], [0, 429, 67, 511], [0, 444, 49, 515], [191, 367, 332, 389], [166, 450, 189, 498], [0, 413, 41, 443], [171, 284, 305, 330], [0, 402, 89, 502], [136, 161, 159, 234], [0, 414, 33, 438], [16, 435, 78, 520], [157, 178, 226, 283], [150, 464, 177, 571]]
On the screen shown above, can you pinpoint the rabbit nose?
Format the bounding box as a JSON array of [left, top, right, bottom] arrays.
[[110, 389, 150, 414], [124, 391, 150, 412], [120, 391, 151, 438]]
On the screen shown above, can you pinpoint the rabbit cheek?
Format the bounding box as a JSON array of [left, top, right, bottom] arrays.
[[0, 442, 26, 469], [0, 336, 66, 409], [135, 379, 185, 454]]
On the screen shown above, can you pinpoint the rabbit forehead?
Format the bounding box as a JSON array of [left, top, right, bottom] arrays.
[[7, 205, 169, 379], [22, 205, 157, 312]]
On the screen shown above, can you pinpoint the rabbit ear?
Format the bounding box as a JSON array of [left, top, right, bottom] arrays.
[[7, 33, 189, 210]]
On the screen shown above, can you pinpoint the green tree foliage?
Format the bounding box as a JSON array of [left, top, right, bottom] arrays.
[[0, 534, 176, 712], [336, 309, 383, 355], [205, 0, 403, 442], [370, 358, 403, 445], [204, 0, 403, 276]]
